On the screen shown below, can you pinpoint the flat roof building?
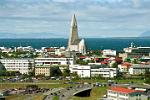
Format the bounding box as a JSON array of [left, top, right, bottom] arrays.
[[0, 59, 34, 74]]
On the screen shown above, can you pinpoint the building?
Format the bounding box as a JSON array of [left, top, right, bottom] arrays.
[[119, 43, 150, 60], [69, 65, 91, 78], [91, 68, 117, 78], [129, 64, 150, 75], [69, 65, 117, 78], [118, 62, 131, 73], [34, 57, 74, 76], [0, 59, 34, 74], [16, 46, 34, 52], [67, 14, 86, 54], [102, 49, 116, 56], [107, 86, 148, 100], [42, 47, 66, 56], [35, 66, 51, 76], [34, 57, 74, 66], [0, 47, 12, 53]]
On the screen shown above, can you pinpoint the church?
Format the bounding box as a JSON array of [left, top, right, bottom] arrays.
[[67, 14, 86, 55]]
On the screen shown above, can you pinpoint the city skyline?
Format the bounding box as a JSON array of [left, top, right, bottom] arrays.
[[0, 0, 150, 38]]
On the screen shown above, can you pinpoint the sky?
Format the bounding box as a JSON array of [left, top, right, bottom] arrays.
[[0, 0, 150, 38]]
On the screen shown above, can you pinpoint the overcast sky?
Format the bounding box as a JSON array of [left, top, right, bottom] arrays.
[[0, 0, 150, 38]]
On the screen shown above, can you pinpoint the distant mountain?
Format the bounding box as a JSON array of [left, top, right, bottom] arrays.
[[140, 31, 150, 37]]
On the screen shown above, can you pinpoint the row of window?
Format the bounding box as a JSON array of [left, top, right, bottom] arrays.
[[35, 59, 73, 61]]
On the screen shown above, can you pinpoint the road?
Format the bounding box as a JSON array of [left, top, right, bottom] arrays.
[[44, 84, 92, 100]]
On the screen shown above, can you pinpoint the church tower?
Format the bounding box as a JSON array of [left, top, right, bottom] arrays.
[[67, 14, 86, 55]]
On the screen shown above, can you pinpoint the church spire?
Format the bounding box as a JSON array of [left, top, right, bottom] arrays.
[[71, 14, 77, 27], [68, 14, 79, 45], [67, 14, 86, 54]]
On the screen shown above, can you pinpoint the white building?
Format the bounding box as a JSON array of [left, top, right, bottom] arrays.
[[34, 57, 74, 66], [0, 47, 12, 53], [34, 57, 74, 76], [0, 59, 34, 74], [129, 64, 150, 75], [102, 49, 116, 56], [107, 86, 147, 100], [69, 65, 117, 78], [55, 47, 66, 56], [69, 65, 91, 78], [91, 68, 117, 78], [16, 46, 34, 52]]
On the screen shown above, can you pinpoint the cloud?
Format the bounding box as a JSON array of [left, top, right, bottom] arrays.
[[0, 0, 150, 38], [52, 0, 76, 3], [132, 0, 140, 8]]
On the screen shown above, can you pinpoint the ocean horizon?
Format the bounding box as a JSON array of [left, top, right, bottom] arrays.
[[0, 38, 150, 51]]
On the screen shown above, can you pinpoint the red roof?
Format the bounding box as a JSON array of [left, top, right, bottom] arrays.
[[95, 58, 100, 60], [121, 62, 132, 67], [110, 87, 141, 94], [104, 58, 109, 61], [80, 56, 86, 59], [101, 61, 108, 64]]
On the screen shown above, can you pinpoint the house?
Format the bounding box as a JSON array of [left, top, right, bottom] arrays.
[[107, 86, 148, 100], [118, 62, 132, 73]]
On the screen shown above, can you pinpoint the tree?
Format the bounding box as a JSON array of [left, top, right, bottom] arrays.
[[76, 59, 88, 65], [112, 62, 118, 68], [116, 72, 124, 79], [0, 62, 6, 76], [125, 58, 131, 63], [28, 70, 35, 77], [132, 59, 138, 64], [144, 69, 150, 84], [71, 72, 79, 79], [63, 68, 70, 77], [50, 66, 62, 77]]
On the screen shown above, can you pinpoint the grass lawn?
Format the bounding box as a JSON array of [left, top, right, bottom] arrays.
[[5, 94, 27, 100], [0, 83, 75, 89], [71, 86, 107, 100], [53, 96, 59, 100], [5, 94, 45, 100], [72, 78, 144, 84]]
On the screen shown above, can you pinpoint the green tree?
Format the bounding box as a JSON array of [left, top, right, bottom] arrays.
[[132, 59, 138, 64], [112, 62, 118, 68], [71, 72, 79, 79], [76, 59, 88, 65], [63, 68, 70, 77], [0, 62, 6, 76], [28, 70, 35, 77], [50, 66, 62, 77], [144, 69, 150, 84], [116, 72, 124, 79]]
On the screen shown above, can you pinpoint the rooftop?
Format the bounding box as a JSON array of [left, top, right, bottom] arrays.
[[110, 86, 142, 94]]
